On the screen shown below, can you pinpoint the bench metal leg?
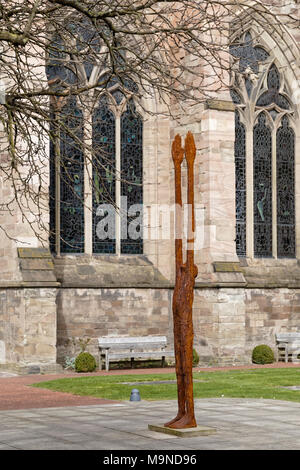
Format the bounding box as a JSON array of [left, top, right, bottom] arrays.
[[105, 351, 109, 371]]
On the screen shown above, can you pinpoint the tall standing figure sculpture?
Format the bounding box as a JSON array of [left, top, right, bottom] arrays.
[[164, 132, 198, 429]]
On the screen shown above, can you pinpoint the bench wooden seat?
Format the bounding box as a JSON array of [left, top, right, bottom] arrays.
[[98, 335, 175, 371], [275, 333, 300, 363]]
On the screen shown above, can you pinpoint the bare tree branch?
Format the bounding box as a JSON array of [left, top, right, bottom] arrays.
[[0, 0, 298, 245]]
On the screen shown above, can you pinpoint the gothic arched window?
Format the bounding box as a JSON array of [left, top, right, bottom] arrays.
[[47, 21, 143, 255], [230, 31, 296, 259]]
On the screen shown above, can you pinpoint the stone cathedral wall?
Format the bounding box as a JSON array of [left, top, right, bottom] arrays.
[[2, 282, 300, 370], [0, 0, 300, 371], [54, 284, 300, 368]]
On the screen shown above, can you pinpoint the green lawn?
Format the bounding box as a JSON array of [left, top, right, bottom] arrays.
[[31, 368, 300, 403]]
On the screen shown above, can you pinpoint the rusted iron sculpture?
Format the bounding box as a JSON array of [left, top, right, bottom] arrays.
[[164, 132, 198, 429]]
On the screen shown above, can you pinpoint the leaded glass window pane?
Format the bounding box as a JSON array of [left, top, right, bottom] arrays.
[[277, 116, 295, 258], [229, 32, 269, 74], [253, 113, 272, 257], [245, 78, 253, 98], [46, 34, 77, 87], [92, 97, 116, 254], [60, 98, 84, 253], [230, 89, 242, 105], [60, 98, 85, 252], [235, 112, 246, 257], [74, 17, 102, 81], [49, 98, 85, 253], [121, 100, 143, 254]]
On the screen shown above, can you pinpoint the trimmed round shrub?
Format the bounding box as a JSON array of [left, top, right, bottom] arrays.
[[192, 348, 200, 367], [252, 344, 275, 365], [75, 352, 96, 373]]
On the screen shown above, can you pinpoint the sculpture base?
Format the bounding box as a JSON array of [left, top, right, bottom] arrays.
[[148, 424, 217, 437]]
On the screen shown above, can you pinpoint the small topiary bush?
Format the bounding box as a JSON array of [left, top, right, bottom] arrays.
[[75, 352, 96, 373], [252, 344, 275, 365], [192, 348, 200, 367]]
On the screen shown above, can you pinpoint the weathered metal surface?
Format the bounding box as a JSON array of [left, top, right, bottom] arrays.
[[164, 132, 198, 429]]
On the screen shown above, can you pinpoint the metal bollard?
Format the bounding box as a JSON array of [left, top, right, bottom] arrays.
[[130, 388, 141, 401]]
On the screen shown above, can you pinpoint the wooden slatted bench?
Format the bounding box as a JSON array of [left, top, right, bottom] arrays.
[[275, 333, 300, 363], [98, 336, 175, 371]]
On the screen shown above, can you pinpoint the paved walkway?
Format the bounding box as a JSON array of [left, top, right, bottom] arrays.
[[1, 363, 300, 450], [1, 398, 300, 450]]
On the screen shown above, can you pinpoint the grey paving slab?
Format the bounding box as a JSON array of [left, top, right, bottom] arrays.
[[80, 442, 129, 451], [66, 414, 113, 423], [14, 438, 83, 450], [0, 444, 19, 450], [0, 429, 30, 443], [282, 418, 300, 426], [34, 408, 89, 417], [3, 411, 45, 419], [245, 420, 300, 432]]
